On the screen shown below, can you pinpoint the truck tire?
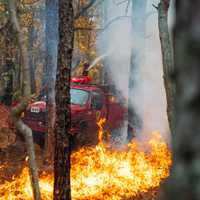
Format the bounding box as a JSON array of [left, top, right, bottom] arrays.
[[32, 131, 45, 149]]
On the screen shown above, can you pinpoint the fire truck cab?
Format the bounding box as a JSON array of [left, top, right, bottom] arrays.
[[23, 76, 128, 147]]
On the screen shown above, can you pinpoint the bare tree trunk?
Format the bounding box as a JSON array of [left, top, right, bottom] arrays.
[[8, 0, 31, 97], [158, 0, 175, 134], [28, 24, 36, 94], [8, 1, 41, 200], [0, 21, 14, 105], [101, 0, 110, 85], [165, 1, 200, 200], [53, 0, 74, 199], [43, 0, 58, 164], [128, 0, 147, 137], [11, 101, 41, 200]]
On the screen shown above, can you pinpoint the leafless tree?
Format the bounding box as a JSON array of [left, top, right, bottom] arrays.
[[43, 0, 58, 164], [8, 1, 41, 199], [128, 0, 147, 136], [157, 0, 175, 133], [8, 0, 31, 96]]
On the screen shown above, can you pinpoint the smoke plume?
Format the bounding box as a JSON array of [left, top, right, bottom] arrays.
[[97, 0, 172, 142]]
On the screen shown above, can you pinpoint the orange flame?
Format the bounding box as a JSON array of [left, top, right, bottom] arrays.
[[0, 118, 172, 200]]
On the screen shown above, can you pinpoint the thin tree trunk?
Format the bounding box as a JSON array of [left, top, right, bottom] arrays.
[[53, 0, 74, 199], [11, 101, 41, 200], [101, 0, 109, 85], [165, 1, 200, 200], [8, 1, 41, 199], [158, 0, 175, 134], [8, 0, 31, 97], [128, 0, 147, 137], [0, 21, 14, 105], [28, 24, 36, 94], [43, 0, 58, 164]]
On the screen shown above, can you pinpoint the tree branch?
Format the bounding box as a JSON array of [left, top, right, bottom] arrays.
[[75, 16, 131, 33], [11, 99, 41, 200], [116, 0, 129, 5], [101, 16, 131, 32], [75, 0, 101, 19], [152, 4, 159, 10]]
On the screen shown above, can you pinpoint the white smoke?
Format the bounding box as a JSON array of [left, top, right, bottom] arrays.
[[98, 2, 132, 99], [97, 0, 173, 143]]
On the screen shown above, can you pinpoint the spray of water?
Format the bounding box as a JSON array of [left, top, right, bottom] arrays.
[[97, 0, 171, 143], [87, 50, 113, 71]]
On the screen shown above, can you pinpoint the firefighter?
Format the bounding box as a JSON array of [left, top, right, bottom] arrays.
[[82, 62, 90, 76]]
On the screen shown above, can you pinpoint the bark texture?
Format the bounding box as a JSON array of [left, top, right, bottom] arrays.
[[53, 0, 74, 199], [8, 1, 41, 199], [11, 100, 41, 200], [8, 0, 31, 96], [158, 0, 175, 134], [0, 21, 14, 106], [165, 1, 200, 200], [43, 0, 58, 164], [28, 23, 36, 94]]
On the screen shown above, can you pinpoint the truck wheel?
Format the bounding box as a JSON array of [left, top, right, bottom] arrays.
[[32, 131, 45, 149]]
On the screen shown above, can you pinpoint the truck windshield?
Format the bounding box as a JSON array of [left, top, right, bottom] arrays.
[[70, 89, 89, 106]]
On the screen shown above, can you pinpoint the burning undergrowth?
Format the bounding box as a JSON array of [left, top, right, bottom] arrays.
[[0, 119, 171, 200]]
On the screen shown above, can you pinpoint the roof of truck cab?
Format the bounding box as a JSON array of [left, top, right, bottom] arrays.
[[71, 84, 102, 92]]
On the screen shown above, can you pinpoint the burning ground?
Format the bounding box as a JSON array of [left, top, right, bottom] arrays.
[[0, 119, 171, 200]]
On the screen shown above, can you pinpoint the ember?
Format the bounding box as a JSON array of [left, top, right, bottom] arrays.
[[0, 119, 172, 200]]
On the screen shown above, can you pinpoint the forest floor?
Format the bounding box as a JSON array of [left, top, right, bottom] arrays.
[[0, 104, 160, 200], [0, 103, 44, 182], [0, 136, 44, 182], [0, 142, 161, 200]]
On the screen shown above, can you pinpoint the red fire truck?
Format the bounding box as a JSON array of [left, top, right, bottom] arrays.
[[23, 76, 128, 147]]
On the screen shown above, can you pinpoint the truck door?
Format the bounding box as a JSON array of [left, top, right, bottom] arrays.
[[91, 91, 106, 121], [107, 94, 126, 130], [85, 91, 106, 143]]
